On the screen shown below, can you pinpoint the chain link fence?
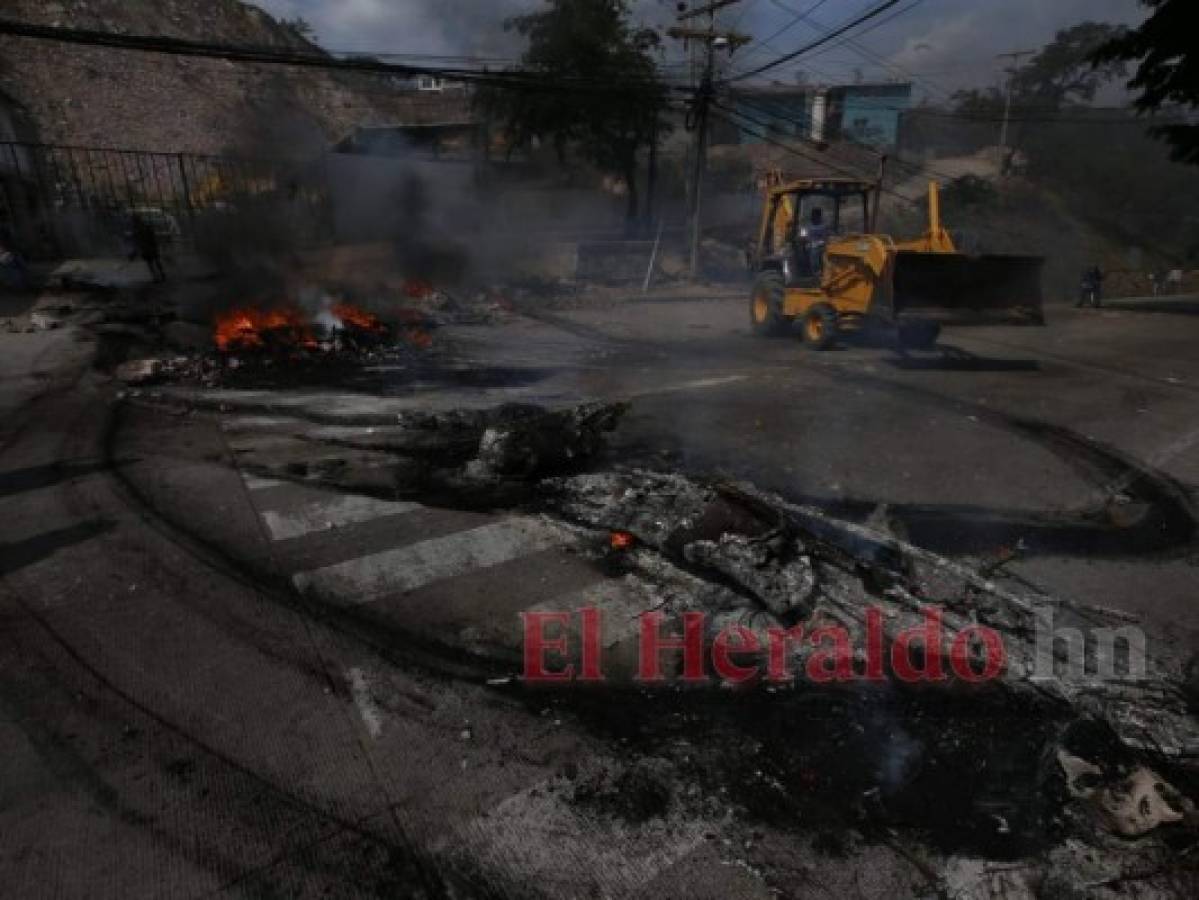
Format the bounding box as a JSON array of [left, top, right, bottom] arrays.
[[0, 140, 329, 260]]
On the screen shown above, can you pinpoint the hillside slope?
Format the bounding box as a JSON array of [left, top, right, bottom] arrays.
[[0, 0, 463, 157]]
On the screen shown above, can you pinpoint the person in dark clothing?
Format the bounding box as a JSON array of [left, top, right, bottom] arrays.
[[802, 207, 831, 275], [130, 215, 166, 283], [1077, 265, 1103, 308]]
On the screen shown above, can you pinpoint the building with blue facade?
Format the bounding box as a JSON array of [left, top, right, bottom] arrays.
[[719, 82, 912, 149]]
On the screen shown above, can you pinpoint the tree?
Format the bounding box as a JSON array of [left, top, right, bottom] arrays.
[[1093, 0, 1199, 165], [1011, 22, 1127, 111], [280, 17, 315, 42], [945, 24, 1128, 157], [475, 0, 668, 225]]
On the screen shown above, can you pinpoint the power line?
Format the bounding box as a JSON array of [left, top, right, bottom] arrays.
[[727, 93, 1020, 192], [727, 91, 1155, 194], [733, 0, 943, 103], [799, 0, 929, 60], [711, 101, 879, 181], [739, 0, 834, 57], [709, 104, 1056, 253], [727, 0, 912, 83], [0, 17, 685, 99], [729, 88, 1193, 124], [731, 93, 915, 169]]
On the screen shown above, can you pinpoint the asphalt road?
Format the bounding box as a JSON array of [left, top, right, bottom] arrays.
[[2, 290, 1197, 897]]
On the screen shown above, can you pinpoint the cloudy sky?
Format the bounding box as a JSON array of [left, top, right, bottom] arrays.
[[250, 0, 1148, 96]]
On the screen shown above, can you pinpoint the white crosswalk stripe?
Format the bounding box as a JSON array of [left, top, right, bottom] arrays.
[[481, 579, 652, 652], [260, 494, 424, 541], [241, 473, 287, 492], [222, 416, 298, 432], [292, 517, 571, 605], [222, 458, 757, 896]]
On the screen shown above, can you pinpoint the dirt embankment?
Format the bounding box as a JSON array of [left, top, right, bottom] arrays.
[[0, 0, 465, 156]]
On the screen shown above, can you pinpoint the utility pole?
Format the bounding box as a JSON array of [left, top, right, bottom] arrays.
[[669, 1, 751, 279], [646, 110, 659, 232], [996, 49, 1035, 166]]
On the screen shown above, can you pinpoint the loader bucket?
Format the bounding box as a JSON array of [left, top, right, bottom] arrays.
[[893, 252, 1045, 324]]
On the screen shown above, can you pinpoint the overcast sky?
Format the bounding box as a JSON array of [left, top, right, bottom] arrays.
[[250, 0, 1148, 96]]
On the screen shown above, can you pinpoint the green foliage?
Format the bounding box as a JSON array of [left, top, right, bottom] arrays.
[[1012, 22, 1128, 110], [948, 87, 1003, 118], [949, 22, 1127, 120], [280, 16, 315, 40], [474, 0, 668, 222], [1022, 110, 1199, 264], [919, 16, 1198, 266], [1092, 0, 1199, 165]]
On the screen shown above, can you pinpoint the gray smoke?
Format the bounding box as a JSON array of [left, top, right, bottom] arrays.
[[249, 1, 680, 58]]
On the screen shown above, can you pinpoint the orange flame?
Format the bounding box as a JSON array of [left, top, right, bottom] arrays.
[[332, 303, 387, 334], [214, 307, 311, 351], [609, 531, 635, 551]]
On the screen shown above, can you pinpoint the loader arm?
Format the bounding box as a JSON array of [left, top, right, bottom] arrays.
[[894, 182, 957, 254]]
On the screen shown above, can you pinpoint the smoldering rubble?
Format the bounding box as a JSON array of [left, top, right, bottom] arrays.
[[540, 469, 1199, 756]]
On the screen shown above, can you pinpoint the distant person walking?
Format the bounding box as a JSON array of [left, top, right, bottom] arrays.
[[1077, 265, 1103, 308], [129, 214, 166, 283]]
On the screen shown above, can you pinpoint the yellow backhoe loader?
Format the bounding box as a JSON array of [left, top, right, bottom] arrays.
[[747, 177, 1044, 349]]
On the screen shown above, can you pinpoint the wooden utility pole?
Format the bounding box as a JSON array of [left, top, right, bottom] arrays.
[[646, 110, 659, 232], [996, 49, 1035, 166], [669, 1, 751, 279]]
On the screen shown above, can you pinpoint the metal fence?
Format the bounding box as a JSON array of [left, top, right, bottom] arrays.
[[0, 141, 326, 259]]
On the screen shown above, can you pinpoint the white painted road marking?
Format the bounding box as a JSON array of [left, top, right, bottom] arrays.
[[631, 375, 750, 397], [260, 494, 424, 542], [222, 416, 298, 432], [241, 473, 287, 492], [292, 518, 569, 605], [512, 580, 653, 648], [346, 667, 383, 739]]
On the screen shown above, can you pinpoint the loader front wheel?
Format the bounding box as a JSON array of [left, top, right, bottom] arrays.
[[802, 304, 839, 350], [750, 271, 788, 337]]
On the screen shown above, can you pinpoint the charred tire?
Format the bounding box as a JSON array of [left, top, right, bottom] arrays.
[[898, 319, 942, 350], [802, 304, 839, 351], [750, 271, 788, 337]]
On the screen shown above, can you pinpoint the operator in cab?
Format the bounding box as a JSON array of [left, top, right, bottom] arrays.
[[799, 206, 831, 276]]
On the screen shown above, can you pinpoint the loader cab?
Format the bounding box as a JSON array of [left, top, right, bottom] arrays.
[[757, 180, 875, 286]]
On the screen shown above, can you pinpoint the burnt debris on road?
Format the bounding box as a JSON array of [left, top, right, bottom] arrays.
[[3, 1, 1199, 898]]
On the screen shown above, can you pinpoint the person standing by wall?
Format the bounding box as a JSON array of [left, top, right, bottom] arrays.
[[1077, 265, 1104, 308], [129, 214, 166, 283]]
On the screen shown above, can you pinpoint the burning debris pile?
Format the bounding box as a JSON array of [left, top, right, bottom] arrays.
[[213, 301, 397, 354], [527, 469, 1199, 891], [126, 302, 433, 388], [541, 469, 1199, 758], [111, 279, 522, 389]]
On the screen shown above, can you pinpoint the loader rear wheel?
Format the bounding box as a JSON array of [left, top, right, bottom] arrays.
[[802, 304, 839, 350], [750, 271, 788, 337]]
